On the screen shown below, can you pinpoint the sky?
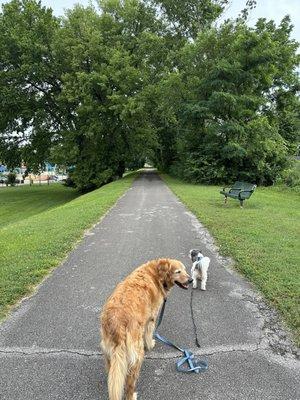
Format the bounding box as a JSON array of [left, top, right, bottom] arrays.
[[221, 0, 300, 42], [0, 0, 300, 43]]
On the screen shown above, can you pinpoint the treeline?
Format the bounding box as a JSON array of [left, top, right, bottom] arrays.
[[0, 0, 299, 190]]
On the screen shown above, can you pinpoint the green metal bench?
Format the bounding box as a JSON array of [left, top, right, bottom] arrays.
[[220, 181, 256, 207]]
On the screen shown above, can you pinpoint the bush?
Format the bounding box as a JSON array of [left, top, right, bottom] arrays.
[[91, 168, 114, 188], [71, 164, 117, 192], [7, 172, 16, 186], [63, 176, 76, 188], [277, 161, 300, 189]]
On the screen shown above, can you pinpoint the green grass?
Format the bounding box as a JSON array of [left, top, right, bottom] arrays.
[[0, 174, 136, 319], [162, 175, 300, 345], [0, 184, 79, 228]]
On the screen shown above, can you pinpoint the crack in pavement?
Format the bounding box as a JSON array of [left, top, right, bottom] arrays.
[[240, 293, 300, 359], [0, 342, 268, 359], [2, 344, 299, 372], [0, 347, 101, 358]]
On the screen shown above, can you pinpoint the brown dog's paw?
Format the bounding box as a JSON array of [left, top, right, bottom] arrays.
[[126, 393, 137, 400], [145, 338, 156, 351], [149, 338, 156, 350]]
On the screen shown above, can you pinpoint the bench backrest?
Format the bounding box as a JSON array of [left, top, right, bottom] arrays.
[[229, 181, 256, 199]]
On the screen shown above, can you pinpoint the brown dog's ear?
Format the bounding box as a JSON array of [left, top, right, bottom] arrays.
[[157, 258, 170, 273], [157, 259, 173, 289]]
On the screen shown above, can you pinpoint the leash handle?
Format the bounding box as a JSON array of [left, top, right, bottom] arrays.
[[176, 351, 208, 373], [185, 350, 195, 372]]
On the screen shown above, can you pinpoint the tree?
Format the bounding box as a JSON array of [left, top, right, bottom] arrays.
[[51, 2, 160, 190], [156, 18, 300, 184], [0, 0, 160, 190], [150, 0, 228, 38], [0, 0, 64, 173], [0, 0, 299, 189]]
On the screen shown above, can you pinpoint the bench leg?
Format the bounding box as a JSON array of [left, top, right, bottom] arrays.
[[224, 196, 228, 205], [240, 199, 244, 208]]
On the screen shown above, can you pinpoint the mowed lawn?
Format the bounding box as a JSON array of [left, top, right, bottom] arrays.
[[163, 175, 300, 346], [0, 174, 136, 320], [0, 184, 79, 228]]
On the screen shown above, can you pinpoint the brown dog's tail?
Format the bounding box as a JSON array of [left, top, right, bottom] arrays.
[[108, 344, 128, 400]]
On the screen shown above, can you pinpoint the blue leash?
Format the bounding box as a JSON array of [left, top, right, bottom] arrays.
[[154, 298, 208, 374]]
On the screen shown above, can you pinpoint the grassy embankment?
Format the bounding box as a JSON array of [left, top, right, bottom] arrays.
[[0, 174, 136, 320], [163, 175, 300, 345]]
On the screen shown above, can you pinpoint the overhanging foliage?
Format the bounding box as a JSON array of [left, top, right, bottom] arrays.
[[0, 0, 299, 189]]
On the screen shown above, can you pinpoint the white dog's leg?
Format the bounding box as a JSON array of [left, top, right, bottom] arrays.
[[191, 264, 198, 289], [200, 266, 208, 291]]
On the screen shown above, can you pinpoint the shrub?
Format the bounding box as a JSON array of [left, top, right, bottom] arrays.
[[7, 172, 16, 186], [277, 161, 300, 189], [91, 168, 114, 188], [63, 176, 76, 188]]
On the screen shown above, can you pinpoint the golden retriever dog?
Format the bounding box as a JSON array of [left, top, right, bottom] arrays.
[[100, 258, 191, 400]]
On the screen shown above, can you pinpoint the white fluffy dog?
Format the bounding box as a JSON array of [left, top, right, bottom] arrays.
[[189, 249, 210, 290]]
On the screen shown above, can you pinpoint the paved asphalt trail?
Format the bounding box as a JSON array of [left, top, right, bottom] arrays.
[[0, 171, 299, 400]]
